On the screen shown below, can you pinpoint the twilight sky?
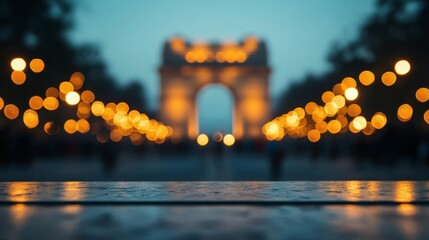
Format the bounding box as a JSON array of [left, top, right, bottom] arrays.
[[71, 0, 375, 133]]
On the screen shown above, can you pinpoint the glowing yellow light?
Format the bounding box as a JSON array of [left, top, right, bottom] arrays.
[[397, 104, 413, 122], [341, 77, 357, 88], [424, 110, 429, 124], [81, 90, 95, 103], [265, 121, 281, 140], [415, 88, 429, 103], [59, 81, 74, 94], [324, 102, 338, 116], [349, 122, 360, 133], [11, 71, 26, 85], [332, 95, 346, 108], [371, 112, 387, 129], [116, 102, 129, 114], [359, 70, 375, 86], [23, 109, 39, 129], [185, 51, 195, 63], [344, 87, 358, 101], [381, 71, 397, 86], [394, 60, 411, 75], [212, 132, 223, 142], [294, 107, 306, 119], [327, 120, 341, 134], [305, 102, 318, 114], [307, 129, 321, 142], [64, 119, 77, 134], [0, 97, 4, 110], [43, 97, 59, 111], [352, 116, 367, 130], [333, 83, 345, 95], [65, 91, 80, 105], [77, 119, 90, 134], [10, 58, 26, 71], [29, 58, 44, 73], [197, 134, 209, 146], [27, 96, 42, 110], [321, 91, 335, 104], [91, 101, 105, 116], [223, 134, 235, 146], [4, 104, 19, 120]]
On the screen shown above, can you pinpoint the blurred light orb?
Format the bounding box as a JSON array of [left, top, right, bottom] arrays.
[[43, 97, 59, 111], [341, 77, 357, 88], [359, 70, 375, 86], [10, 58, 26, 71], [11, 71, 26, 85], [91, 101, 105, 116], [381, 71, 397, 86], [415, 88, 429, 103], [394, 60, 411, 75], [371, 112, 387, 129], [223, 134, 235, 146], [344, 87, 358, 101], [327, 120, 341, 134], [64, 119, 77, 134], [352, 116, 367, 130], [0, 97, 4, 110], [59, 81, 74, 94], [424, 110, 429, 124], [44, 122, 59, 135], [23, 109, 39, 129], [197, 134, 209, 146], [4, 104, 19, 120], [29, 58, 45, 73], [212, 132, 223, 142], [307, 129, 321, 143], [397, 104, 413, 122], [65, 91, 80, 105]]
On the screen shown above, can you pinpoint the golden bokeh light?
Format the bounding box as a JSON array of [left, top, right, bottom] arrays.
[[59, 81, 74, 94], [305, 102, 318, 114], [81, 90, 95, 103], [110, 129, 123, 142], [415, 87, 429, 103], [424, 110, 429, 124], [307, 129, 321, 143], [0, 97, 4, 110], [197, 134, 209, 146], [352, 116, 367, 130], [344, 87, 358, 101], [11, 71, 26, 85], [341, 77, 357, 88], [397, 104, 413, 122], [23, 109, 39, 129], [77, 119, 90, 134], [91, 101, 105, 116], [359, 70, 375, 86], [69, 72, 85, 90], [64, 119, 77, 134], [65, 91, 80, 105], [116, 102, 129, 114], [43, 97, 59, 111], [321, 91, 335, 104], [324, 102, 338, 116], [371, 112, 387, 129], [381, 71, 397, 86], [362, 123, 375, 136], [28, 96, 43, 110], [332, 95, 346, 108], [29, 58, 45, 73], [394, 60, 411, 75], [327, 120, 341, 134], [10, 58, 26, 71], [223, 134, 235, 146], [315, 121, 328, 133], [347, 104, 362, 117], [45, 87, 59, 98], [4, 104, 19, 120]]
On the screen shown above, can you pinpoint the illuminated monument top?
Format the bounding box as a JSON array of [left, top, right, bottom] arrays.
[[162, 36, 268, 66], [159, 36, 270, 141]]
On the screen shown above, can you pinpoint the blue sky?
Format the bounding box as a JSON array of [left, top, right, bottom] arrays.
[[71, 0, 375, 133]]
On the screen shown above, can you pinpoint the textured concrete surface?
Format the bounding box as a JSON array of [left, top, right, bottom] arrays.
[[0, 181, 428, 239]]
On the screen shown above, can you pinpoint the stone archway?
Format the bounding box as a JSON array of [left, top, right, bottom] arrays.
[[159, 37, 270, 141]]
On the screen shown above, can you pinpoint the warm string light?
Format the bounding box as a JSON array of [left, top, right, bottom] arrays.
[[1, 57, 172, 145], [263, 60, 416, 143]]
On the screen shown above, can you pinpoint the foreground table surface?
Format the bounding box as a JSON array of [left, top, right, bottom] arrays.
[[1, 181, 428, 239]]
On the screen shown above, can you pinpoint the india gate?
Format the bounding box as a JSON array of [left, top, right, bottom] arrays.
[[159, 36, 270, 141]]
